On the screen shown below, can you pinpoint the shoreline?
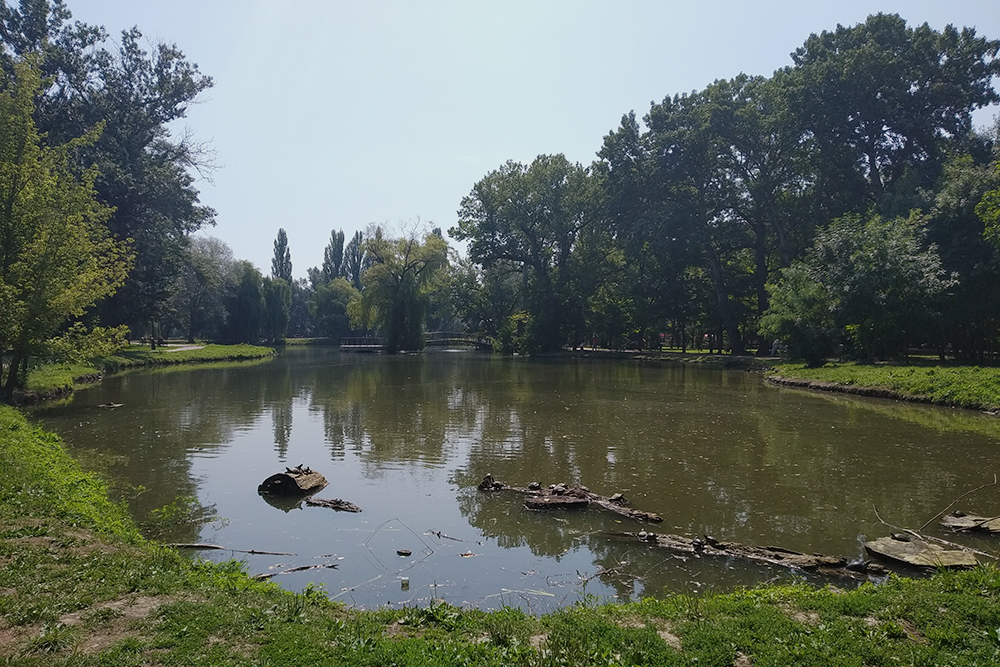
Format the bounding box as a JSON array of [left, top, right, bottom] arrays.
[[2, 403, 999, 664]]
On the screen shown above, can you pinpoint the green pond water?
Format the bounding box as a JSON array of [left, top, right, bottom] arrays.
[[32, 347, 1000, 612]]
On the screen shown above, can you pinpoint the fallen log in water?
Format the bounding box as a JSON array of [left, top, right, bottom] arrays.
[[305, 497, 363, 513], [478, 474, 663, 523], [940, 511, 1000, 534], [257, 464, 328, 497], [615, 531, 887, 578], [865, 534, 978, 568]]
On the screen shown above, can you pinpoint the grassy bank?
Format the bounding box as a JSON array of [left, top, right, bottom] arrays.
[[3, 405, 1000, 665], [19, 344, 274, 403], [770, 362, 1000, 412]]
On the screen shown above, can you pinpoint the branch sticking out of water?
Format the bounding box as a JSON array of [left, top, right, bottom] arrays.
[[918, 473, 997, 532]]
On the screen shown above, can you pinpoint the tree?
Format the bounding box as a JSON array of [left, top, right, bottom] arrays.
[[2, 3, 216, 338], [310, 277, 357, 341], [930, 154, 1000, 361], [271, 228, 292, 283], [168, 235, 234, 343], [261, 276, 290, 343], [221, 261, 264, 344], [452, 154, 594, 352], [789, 13, 1000, 216], [321, 229, 345, 283], [759, 264, 835, 366], [764, 213, 953, 364], [0, 57, 132, 398], [978, 162, 1000, 246], [343, 230, 366, 290], [353, 226, 447, 353]]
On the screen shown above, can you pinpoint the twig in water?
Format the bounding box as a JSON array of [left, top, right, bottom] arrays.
[[918, 473, 997, 532], [167, 543, 296, 556]]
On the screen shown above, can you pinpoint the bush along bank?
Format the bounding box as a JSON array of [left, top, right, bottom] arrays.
[[767, 362, 1000, 413], [15, 343, 275, 405], [2, 403, 1000, 665]]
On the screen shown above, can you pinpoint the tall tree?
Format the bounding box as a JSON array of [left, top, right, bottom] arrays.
[[1, 3, 216, 337], [343, 230, 366, 290], [271, 228, 292, 283], [452, 154, 594, 352], [261, 276, 290, 343], [0, 57, 131, 398], [321, 229, 345, 283], [789, 13, 1000, 216]]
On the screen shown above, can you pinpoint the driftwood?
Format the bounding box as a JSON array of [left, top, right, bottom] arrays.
[[257, 465, 328, 497], [940, 511, 1000, 534], [253, 563, 340, 580], [168, 543, 296, 556], [478, 474, 663, 523], [865, 534, 978, 568], [617, 531, 887, 578], [305, 497, 363, 513]]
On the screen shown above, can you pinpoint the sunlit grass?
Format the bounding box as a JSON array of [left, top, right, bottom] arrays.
[[772, 362, 1000, 411]]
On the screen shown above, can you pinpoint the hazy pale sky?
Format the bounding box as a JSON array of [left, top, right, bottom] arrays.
[[64, 0, 1000, 278]]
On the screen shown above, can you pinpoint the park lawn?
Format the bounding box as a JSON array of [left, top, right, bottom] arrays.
[[771, 362, 1000, 412], [2, 403, 1000, 665], [21, 343, 274, 402]]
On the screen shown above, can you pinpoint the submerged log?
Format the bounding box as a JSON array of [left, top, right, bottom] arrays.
[[940, 511, 1000, 534], [617, 531, 887, 578], [478, 475, 662, 523], [865, 534, 978, 568], [257, 465, 328, 497], [305, 497, 363, 513]]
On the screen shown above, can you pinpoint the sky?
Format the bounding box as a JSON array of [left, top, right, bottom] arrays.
[[63, 0, 1000, 279]]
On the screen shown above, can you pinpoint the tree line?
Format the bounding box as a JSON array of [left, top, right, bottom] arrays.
[[453, 13, 1000, 362], [3, 4, 1000, 401]]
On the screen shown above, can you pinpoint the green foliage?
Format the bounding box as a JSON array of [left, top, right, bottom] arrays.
[[0, 57, 133, 399], [271, 228, 292, 283], [168, 236, 236, 343], [222, 261, 265, 344], [262, 276, 291, 343], [322, 229, 346, 283], [310, 277, 358, 341], [453, 154, 594, 353], [0, 405, 141, 542], [978, 163, 1000, 247], [494, 311, 538, 354], [762, 213, 953, 364], [760, 264, 835, 366], [43, 322, 130, 364], [353, 226, 448, 353]]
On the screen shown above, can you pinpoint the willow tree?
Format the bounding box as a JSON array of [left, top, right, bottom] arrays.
[[0, 58, 132, 399], [352, 227, 447, 353]]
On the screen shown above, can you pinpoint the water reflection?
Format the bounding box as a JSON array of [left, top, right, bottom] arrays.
[[33, 348, 1000, 611]]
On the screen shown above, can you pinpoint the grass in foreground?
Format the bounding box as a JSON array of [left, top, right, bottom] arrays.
[[771, 361, 1000, 411], [3, 404, 1000, 665]]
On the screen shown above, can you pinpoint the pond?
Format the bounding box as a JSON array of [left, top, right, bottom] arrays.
[[33, 347, 1000, 613]]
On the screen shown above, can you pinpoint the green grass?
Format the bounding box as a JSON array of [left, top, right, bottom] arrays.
[[19, 343, 274, 403], [3, 403, 1000, 664], [771, 362, 1000, 411]]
